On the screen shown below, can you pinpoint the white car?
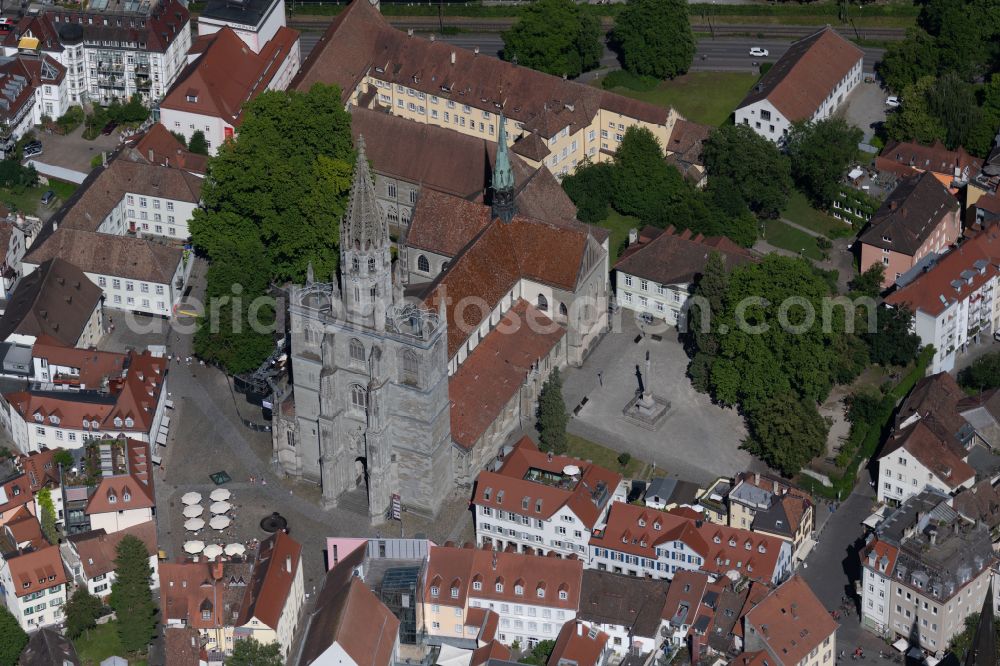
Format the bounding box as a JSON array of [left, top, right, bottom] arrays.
[[886, 96, 900, 108], [749, 47, 769, 57]]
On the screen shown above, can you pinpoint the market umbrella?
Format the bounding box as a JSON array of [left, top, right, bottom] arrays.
[[210, 515, 231, 530], [210, 488, 231, 502], [181, 492, 202, 505], [203, 544, 224, 560], [182, 505, 203, 518], [210, 501, 232, 515], [224, 543, 246, 557], [183, 540, 205, 554], [184, 518, 205, 531]]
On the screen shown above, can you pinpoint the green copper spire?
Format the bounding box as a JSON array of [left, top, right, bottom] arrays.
[[492, 114, 517, 223]]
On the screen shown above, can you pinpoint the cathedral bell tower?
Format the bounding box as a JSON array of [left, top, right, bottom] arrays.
[[491, 114, 517, 224], [341, 135, 394, 323]]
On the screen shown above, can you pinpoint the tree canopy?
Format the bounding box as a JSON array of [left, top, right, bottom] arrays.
[[786, 118, 862, 208], [226, 638, 283, 666], [519, 640, 557, 666], [501, 0, 602, 78], [958, 351, 1000, 392], [109, 534, 157, 654], [701, 124, 791, 218], [37, 487, 58, 545], [65, 588, 103, 640], [537, 368, 568, 455], [0, 606, 26, 666], [612, 0, 695, 79], [191, 84, 354, 373], [188, 130, 209, 156]]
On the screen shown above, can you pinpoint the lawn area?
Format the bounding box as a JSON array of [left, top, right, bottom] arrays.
[[762, 219, 823, 260], [566, 432, 647, 478], [781, 191, 854, 239], [596, 208, 640, 264], [596, 72, 757, 126], [74, 622, 148, 666], [0, 179, 77, 216]]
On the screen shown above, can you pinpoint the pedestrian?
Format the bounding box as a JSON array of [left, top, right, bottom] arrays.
[[597, 371, 603, 387]]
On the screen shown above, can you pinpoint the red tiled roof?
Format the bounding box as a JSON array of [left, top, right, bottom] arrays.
[[6, 544, 67, 598], [85, 439, 156, 515], [424, 545, 582, 610], [736, 27, 863, 122], [25, 226, 183, 284], [471, 640, 511, 666], [876, 139, 983, 181], [31, 340, 127, 388], [615, 225, 756, 285], [5, 508, 46, 549], [858, 171, 959, 255], [861, 539, 899, 578], [133, 124, 208, 175], [18, 449, 59, 494], [160, 26, 299, 126], [236, 531, 302, 630], [70, 521, 157, 580], [661, 570, 709, 625], [43, 0, 190, 54], [0, 473, 34, 517], [744, 575, 837, 665], [160, 559, 254, 630], [407, 191, 493, 257], [449, 301, 565, 448], [886, 221, 1000, 317], [548, 620, 609, 666], [877, 419, 975, 490], [473, 436, 622, 528]]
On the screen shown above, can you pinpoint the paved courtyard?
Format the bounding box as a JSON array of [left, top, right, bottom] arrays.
[[839, 80, 888, 143], [29, 124, 120, 173], [562, 314, 765, 485]]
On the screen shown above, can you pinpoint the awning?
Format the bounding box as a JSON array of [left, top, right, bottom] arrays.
[[925, 656, 940, 666], [18, 36, 38, 50], [156, 433, 167, 446], [863, 506, 888, 530], [165, 399, 175, 409], [161, 415, 170, 427], [893, 638, 908, 653]]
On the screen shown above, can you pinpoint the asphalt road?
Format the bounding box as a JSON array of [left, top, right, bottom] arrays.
[[297, 32, 885, 75]]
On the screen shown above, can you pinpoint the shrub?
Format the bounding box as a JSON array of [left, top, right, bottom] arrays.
[[601, 69, 659, 92], [55, 105, 85, 134], [617, 452, 632, 468]]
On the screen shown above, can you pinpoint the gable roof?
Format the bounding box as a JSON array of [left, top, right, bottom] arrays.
[[744, 575, 837, 665], [736, 26, 863, 122], [19, 626, 80, 666], [578, 569, 669, 638], [236, 530, 302, 630], [160, 25, 300, 126], [473, 436, 622, 527], [662, 570, 710, 628], [878, 419, 976, 490], [160, 559, 254, 629], [25, 227, 183, 284], [876, 139, 983, 182], [69, 521, 157, 580], [0, 258, 103, 346], [858, 171, 959, 255], [548, 620, 609, 666], [614, 225, 756, 286], [132, 123, 208, 175], [39, 0, 190, 54], [85, 439, 156, 515], [5, 544, 67, 598]]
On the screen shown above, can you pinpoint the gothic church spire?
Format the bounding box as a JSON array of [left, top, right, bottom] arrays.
[[342, 135, 388, 253], [491, 114, 517, 224]]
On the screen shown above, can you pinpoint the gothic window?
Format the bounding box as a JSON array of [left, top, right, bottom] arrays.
[[537, 294, 548, 311], [368, 257, 376, 273], [352, 256, 359, 272], [417, 255, 430, 273], [350, 384, 366, 411], [350, 338, 365, 364], [388, 208, 399, 224], [559, 302, 568, 318], [401, 350, 419, 385]]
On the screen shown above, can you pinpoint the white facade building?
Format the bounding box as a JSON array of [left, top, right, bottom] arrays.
[[0, 545, 68, 632], [196, 0, 287, 53]]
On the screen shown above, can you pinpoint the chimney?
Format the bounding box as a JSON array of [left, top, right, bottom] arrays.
[[577, 622, 583, 637], [474, 46, 479, 56], [407, 28, 413, 37], [148, 148, 153, 162], [754, 472, 760, 485], [450, 51, 456, 65], [429, 34, 435, 42], [890, 200, 898, 211], [285, 555, 292, 573], [627, 228, 638, 246], [773, 480, 779, 495], [101, 152, 107, 167]]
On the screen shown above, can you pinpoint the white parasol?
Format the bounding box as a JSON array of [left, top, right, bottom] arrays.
[[182, 505, 203, 518], [203, 544, 224, 560], [210, 501, 232, 515], [210, 488, 231, 502], [184, 518, 205, 531], [209, 515, 231, 530], [224, 543, 246, 556], [181, 492, 202, 505], [183, 540, 205, 554]]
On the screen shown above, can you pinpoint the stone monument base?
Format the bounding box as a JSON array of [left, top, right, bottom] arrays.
[[622, 393, 671, 430]]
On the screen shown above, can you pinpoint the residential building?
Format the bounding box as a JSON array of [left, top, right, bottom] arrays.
[[726, 473, 815, 563], [547, 620, 610, 666], [665, 119, 712, 187], [421, 545, 583, 648], [689, 578, 768, 660], [875, 373, 977, 505], [271, 132, 608, 522], [613, 225, 756, 327], [742, 575, 837, 666], [0, 453, 55, 529], [0, 258, 104, 350], [159, 25, 300, 154], [22, 227, 188, 317], [19, 626, 81, 665], [576, 570, 668, 660], [0, 55, 68, 157], [886, 221, 1000, 373], [661, 570, 711, 649], [49, 147, 203, 241], [73, 438, 156, 535], [860, 489, 995, 656], [876, 139, 983, 189], [61, 520, 157, 597], [234, 531, 305, 659], [131, 122, 207, 175], [858, 172, 962, 288], [0, 544, 68, 632], [0, 0, 192, 106], [734, 26, 864, 142], [472, 436, 625, 559], [294, 0, 682, 178], [196, 0, 288, 53], [643, 477, 701, 511], [589, 502, 793, 585], [0, 211, 43, 300], [0, 350, 168, 454], [696, 478, 734, 525]]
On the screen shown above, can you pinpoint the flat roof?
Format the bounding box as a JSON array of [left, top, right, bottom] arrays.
[[199, 0, 279, 27]]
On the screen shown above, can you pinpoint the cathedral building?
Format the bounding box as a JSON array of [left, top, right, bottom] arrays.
[[273, 129, 609, 523]]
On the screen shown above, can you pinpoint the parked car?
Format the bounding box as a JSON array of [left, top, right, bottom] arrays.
[[886, 96, 900, 108], [22, 140, 41, 157], [102, 121, 118, 135], [749, 47, 769, 57], [40, 190, 55, 206]]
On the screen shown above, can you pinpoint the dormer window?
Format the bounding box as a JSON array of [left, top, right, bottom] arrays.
[[622, 536, 628, 544], [728, 538, 736, 547], [483, 487, 492, 501], [497, 490, 504, 505], [640, 540, 647, 548], [123, 491, 131, 502], [537, 588, 545, 598], [638, 519, 646, 527], [430, 586, 440, 597], [186, 93, 198, 103], [522, 497, 529, 510], [758, 543, 766, 554], [745, 541, 752, 551], [495, 583, 503, 593], [713, 535, 721, 544], [21, 582, 29, 589], [450, 587, 459, 598], [514, 585, 524, 596], [535, 500, 543, 513], [108, 494, 117, 504], [113, 417, 123, 428], [653, 522, 661, 531], [91, 420, 100, 429], [33, 413, 42, 423], [124, 417, 134, 428], [472, 581, 482, 591], [49, 415, 59, 425], [559, 590, 568, 600]]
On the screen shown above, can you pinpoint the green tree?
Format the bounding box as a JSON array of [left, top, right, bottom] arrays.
[[226, 637, 283, 666], [612, 0, 695, 79], [743, 394, 829, 477], [53, 449, 75, 470], [188, 130, 209, 155], [561, 160, 615, 224], [878, 28, 940, 93], [787, 118, 862, 208], [612, 126, 686, 222], [170, 130, 188, 147], [925, 71, 984, 150], [65, 588, 103, 639], [109, 535, 157, 654], [848, 263, 885, 299], [0, 606, 26, 665], [536, 368, 568, 455], [883, 76, 946, 145], [519, 639, 557, 666], [37, 487, 58, 545], [958, 352, 1000, 392], [191, 83, 354, 373], [701, 124, 791, 218], [864, 306, 920, 368], [501, 0, 601, 78]]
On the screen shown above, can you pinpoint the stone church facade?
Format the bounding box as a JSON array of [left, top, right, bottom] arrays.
[[273, 130, 609, 523]]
